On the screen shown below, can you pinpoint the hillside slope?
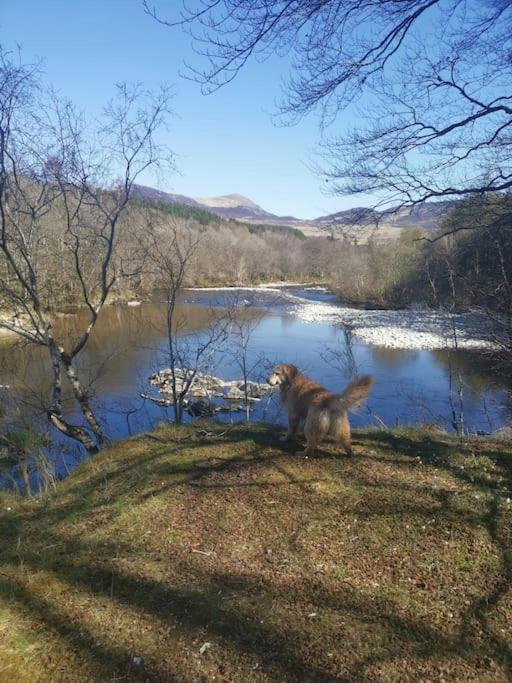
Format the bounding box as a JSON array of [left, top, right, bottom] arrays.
[[1, 424, 510, 682], [132, 184, 456, 237]]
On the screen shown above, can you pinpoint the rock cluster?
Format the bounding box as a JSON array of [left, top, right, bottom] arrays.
[[146, 368, 273, 416]]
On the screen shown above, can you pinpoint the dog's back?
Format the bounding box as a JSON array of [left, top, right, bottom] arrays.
[[281, 367, 332, 419], [283, 366, 372, 415]]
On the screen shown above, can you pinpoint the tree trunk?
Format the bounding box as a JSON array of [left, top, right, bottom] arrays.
[[46, 338, 100, 454], [61, 353, 105, 445]]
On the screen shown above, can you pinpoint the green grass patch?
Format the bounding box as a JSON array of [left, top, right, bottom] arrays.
[[0, 423, 511, 681]]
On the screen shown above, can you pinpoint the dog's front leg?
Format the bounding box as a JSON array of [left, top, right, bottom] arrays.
[[280, 414, 300, 442], [295, 440, 316, 457]]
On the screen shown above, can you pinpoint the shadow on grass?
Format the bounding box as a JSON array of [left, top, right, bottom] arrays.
[[0, 534, 338, 681], [0, 424, 511, 680], [355, 430, 512, 674]]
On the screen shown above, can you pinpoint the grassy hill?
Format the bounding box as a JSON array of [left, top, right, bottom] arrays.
[[0, 423, 511, 681]]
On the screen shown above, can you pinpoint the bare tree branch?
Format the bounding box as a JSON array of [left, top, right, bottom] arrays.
[[0, 48, 173, 452], [148, 0, 512, 207]]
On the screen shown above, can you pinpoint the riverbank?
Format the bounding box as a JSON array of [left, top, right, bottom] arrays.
[[1, 422, 511, 681], [0, 282, 322, 338], [186, 284, 498, 351], [294, 300, 497, 350], [0, 279, 503, 352]]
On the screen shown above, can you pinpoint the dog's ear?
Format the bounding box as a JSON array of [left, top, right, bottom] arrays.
[[282, 364, 297, 382]]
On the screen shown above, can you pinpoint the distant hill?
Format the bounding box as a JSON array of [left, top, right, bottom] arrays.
[[195, 194, 279, 221], [314, 207, 379, 227], [132, 185, 305, 239], [386, 201, 458, 231], [315, 201, 458, 232], [132, 184, 202, 209], [196, 193, 268, 213], [132, 184, 457, 237]]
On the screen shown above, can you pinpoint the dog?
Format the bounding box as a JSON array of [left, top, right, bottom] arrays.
[[267, 364, 373, 457]]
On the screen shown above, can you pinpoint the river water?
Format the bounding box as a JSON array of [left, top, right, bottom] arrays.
[[0, 286, 510, 478]]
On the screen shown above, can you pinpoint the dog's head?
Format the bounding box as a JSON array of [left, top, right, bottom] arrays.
[[267, 363, 297, 387]]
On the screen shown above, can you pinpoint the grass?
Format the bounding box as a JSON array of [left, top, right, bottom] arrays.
[[0, 423, 511, 681]]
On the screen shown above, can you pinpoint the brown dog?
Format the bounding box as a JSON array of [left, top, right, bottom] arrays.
[[267, 364, 372, 457]]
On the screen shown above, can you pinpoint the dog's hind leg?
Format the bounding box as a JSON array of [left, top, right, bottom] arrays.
[[340, 413, 353, 456], [296, 410, 327, 457]]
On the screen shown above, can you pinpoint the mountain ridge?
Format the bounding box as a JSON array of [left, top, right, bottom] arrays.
[[132, 184, 456, 235]]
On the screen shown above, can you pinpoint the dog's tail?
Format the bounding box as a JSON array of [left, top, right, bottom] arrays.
[[328, 375, 373, 412]]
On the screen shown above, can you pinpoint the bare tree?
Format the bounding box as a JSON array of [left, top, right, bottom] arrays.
[[424, 193, 512, 372], [226, 295, 265, 421], [146, 0, 512, 209], [145, 217, 229, 423], [0, 48, 172, 452]]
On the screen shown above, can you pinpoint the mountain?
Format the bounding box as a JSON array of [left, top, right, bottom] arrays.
[[133, 184, 456, 237], [194, 193, 279, 221], [132, 184, 202, 209], [134, 185, 308, 227], [384, 201, 457, 231], [195, 193, 263, 211], [315, 207, 379, 227], [315, 201, 457, 232]]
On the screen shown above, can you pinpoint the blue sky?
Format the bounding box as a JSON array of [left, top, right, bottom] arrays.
[[1, 0, 369, 219]]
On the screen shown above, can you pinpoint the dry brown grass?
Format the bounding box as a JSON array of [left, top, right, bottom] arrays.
[[0, 423, 511, 681]]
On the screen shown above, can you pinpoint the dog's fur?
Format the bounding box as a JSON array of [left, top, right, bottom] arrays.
[[268, 364, 373, 457]]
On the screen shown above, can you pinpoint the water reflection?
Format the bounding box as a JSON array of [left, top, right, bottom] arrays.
[[432, 348, 505, 394], [0, 295, 510, 454], [369, 345, 420, 366]]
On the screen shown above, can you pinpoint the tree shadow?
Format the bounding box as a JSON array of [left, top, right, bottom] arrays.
[[354, 430, 512, 675], [1, 425, 511, 680]]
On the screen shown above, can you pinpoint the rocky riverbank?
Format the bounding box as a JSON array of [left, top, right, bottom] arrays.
[[186, 284, 498, 351], [293, 301, 497, 350]]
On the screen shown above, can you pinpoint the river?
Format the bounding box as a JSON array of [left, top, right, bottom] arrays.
[[0, 286, 509, 479]]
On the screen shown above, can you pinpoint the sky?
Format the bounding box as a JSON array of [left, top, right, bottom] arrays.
[[0, 0, 370, 219]]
